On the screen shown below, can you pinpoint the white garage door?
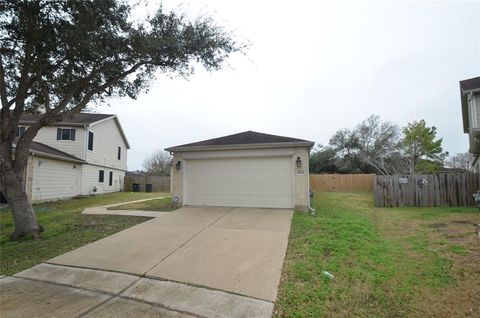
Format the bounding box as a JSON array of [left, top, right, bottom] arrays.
[[185, 157, 293, 208]]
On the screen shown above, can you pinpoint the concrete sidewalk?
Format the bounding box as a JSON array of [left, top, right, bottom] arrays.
[[1, 264, 273, 318], [81, 196, 171, 217]]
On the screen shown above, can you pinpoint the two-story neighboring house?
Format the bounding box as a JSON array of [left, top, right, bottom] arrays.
[[15, 113, 130, 202], [460, 76, 480, 171]]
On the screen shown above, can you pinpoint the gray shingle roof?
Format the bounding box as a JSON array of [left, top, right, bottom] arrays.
[[18, 112, 130, 149], [166, 131, 314, 151], [460, 76, 480, 92], [30, 142, 86, 163], [19, 113, 114, 126], [13, 138, 85, 163]]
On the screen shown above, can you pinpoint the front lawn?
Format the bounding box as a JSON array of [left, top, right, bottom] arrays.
[[108, 196, 175, 212], [274, 192, 480, 318], [0, 192, 162, 275]]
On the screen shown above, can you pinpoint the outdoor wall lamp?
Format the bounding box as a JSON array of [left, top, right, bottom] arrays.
[[175, 161, 181, 170], [296, 156, 302, 168]]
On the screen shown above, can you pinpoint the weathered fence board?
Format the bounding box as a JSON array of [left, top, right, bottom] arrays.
[[374, 173, 480, 207], [124, 175, 170, 192], [310, 174, 375, 192]]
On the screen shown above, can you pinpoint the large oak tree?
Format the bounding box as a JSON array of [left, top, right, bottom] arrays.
[[0, 0, 243, 240]]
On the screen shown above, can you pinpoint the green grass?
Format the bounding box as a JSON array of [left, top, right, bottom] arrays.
[[108, 196, 175, 212], [274, 192, 480, 318], [0, 192, 163, 275]]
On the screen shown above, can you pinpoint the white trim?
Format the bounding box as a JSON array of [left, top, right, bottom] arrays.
[[307, 150, 311, 208], [291, 155, 295, 209], [82, 161, 128, 171], [182, 159, 188, 205], [473, 93, 478, 128]]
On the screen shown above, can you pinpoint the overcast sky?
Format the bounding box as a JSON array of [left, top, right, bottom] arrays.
[[96, 0, 480, 171]]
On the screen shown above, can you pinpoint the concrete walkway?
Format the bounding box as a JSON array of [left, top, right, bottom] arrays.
[[82, 196, 171, 217], [1, 200, 293, 317]]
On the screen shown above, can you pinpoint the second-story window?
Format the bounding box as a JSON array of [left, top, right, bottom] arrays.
[[117, 146, 121, 160], [16, 126, 26, 137], [56, 128, 76, 141], [88, 131, 94, 151]]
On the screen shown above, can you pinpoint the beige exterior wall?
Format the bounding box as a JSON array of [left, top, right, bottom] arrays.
[[28, 125, 87, 159], [18, 117, 129, 202], [170, 146, 311, 211], [30, 156, 81, 202], [293, 147, 310, 211], [170, 153, 184, 204], [80, 164, 125, 196], [86, 118, 128, 170]]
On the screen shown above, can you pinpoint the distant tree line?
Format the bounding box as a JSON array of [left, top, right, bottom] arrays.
[[310, 115, 473, 175], [142, 150, 172, 176]]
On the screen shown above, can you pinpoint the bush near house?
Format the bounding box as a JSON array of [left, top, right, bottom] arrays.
[[0, 192, 163, 275], [274, 192, 480, 318]]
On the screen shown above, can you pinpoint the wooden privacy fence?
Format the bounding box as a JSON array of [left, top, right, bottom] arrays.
[[124, 175, 170, 192], [310, 174, 375, 192], [374, 173, 480, 207]]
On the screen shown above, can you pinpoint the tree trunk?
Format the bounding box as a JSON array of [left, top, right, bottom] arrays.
[[0, 162, 42, 240]]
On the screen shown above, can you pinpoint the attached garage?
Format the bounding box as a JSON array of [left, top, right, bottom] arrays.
[[166, 131, 314, 211]]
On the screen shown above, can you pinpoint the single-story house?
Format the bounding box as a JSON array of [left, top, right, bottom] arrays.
[[165, 131, 314, 211]]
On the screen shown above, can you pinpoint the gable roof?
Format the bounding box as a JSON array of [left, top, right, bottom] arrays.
[[165, 131, 314, 152], [18, 112, 130, 149], [460, 76, 480, 133], [13, 139, 86, 163]]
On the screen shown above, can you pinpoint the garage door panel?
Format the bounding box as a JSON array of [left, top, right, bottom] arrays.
[[185, 157, 293, 208]]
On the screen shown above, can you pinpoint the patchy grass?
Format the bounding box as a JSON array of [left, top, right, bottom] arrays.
[[274, 192, 480, 318], [0, 192, 162, 275], [108, 196, 174, 212]]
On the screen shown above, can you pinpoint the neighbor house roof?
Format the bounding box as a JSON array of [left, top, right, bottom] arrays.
[[165, 131, 314, 152], [19, 113, 114, 126], [18, 112, 130, 149], [460, 76, 480, 133], [13, 139, 86, 164]]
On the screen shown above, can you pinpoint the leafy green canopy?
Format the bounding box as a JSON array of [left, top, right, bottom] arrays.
[[0, 0, 243, 115]]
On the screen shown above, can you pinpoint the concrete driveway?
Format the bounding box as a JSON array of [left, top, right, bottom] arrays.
[[48, 206, 293, 302]]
